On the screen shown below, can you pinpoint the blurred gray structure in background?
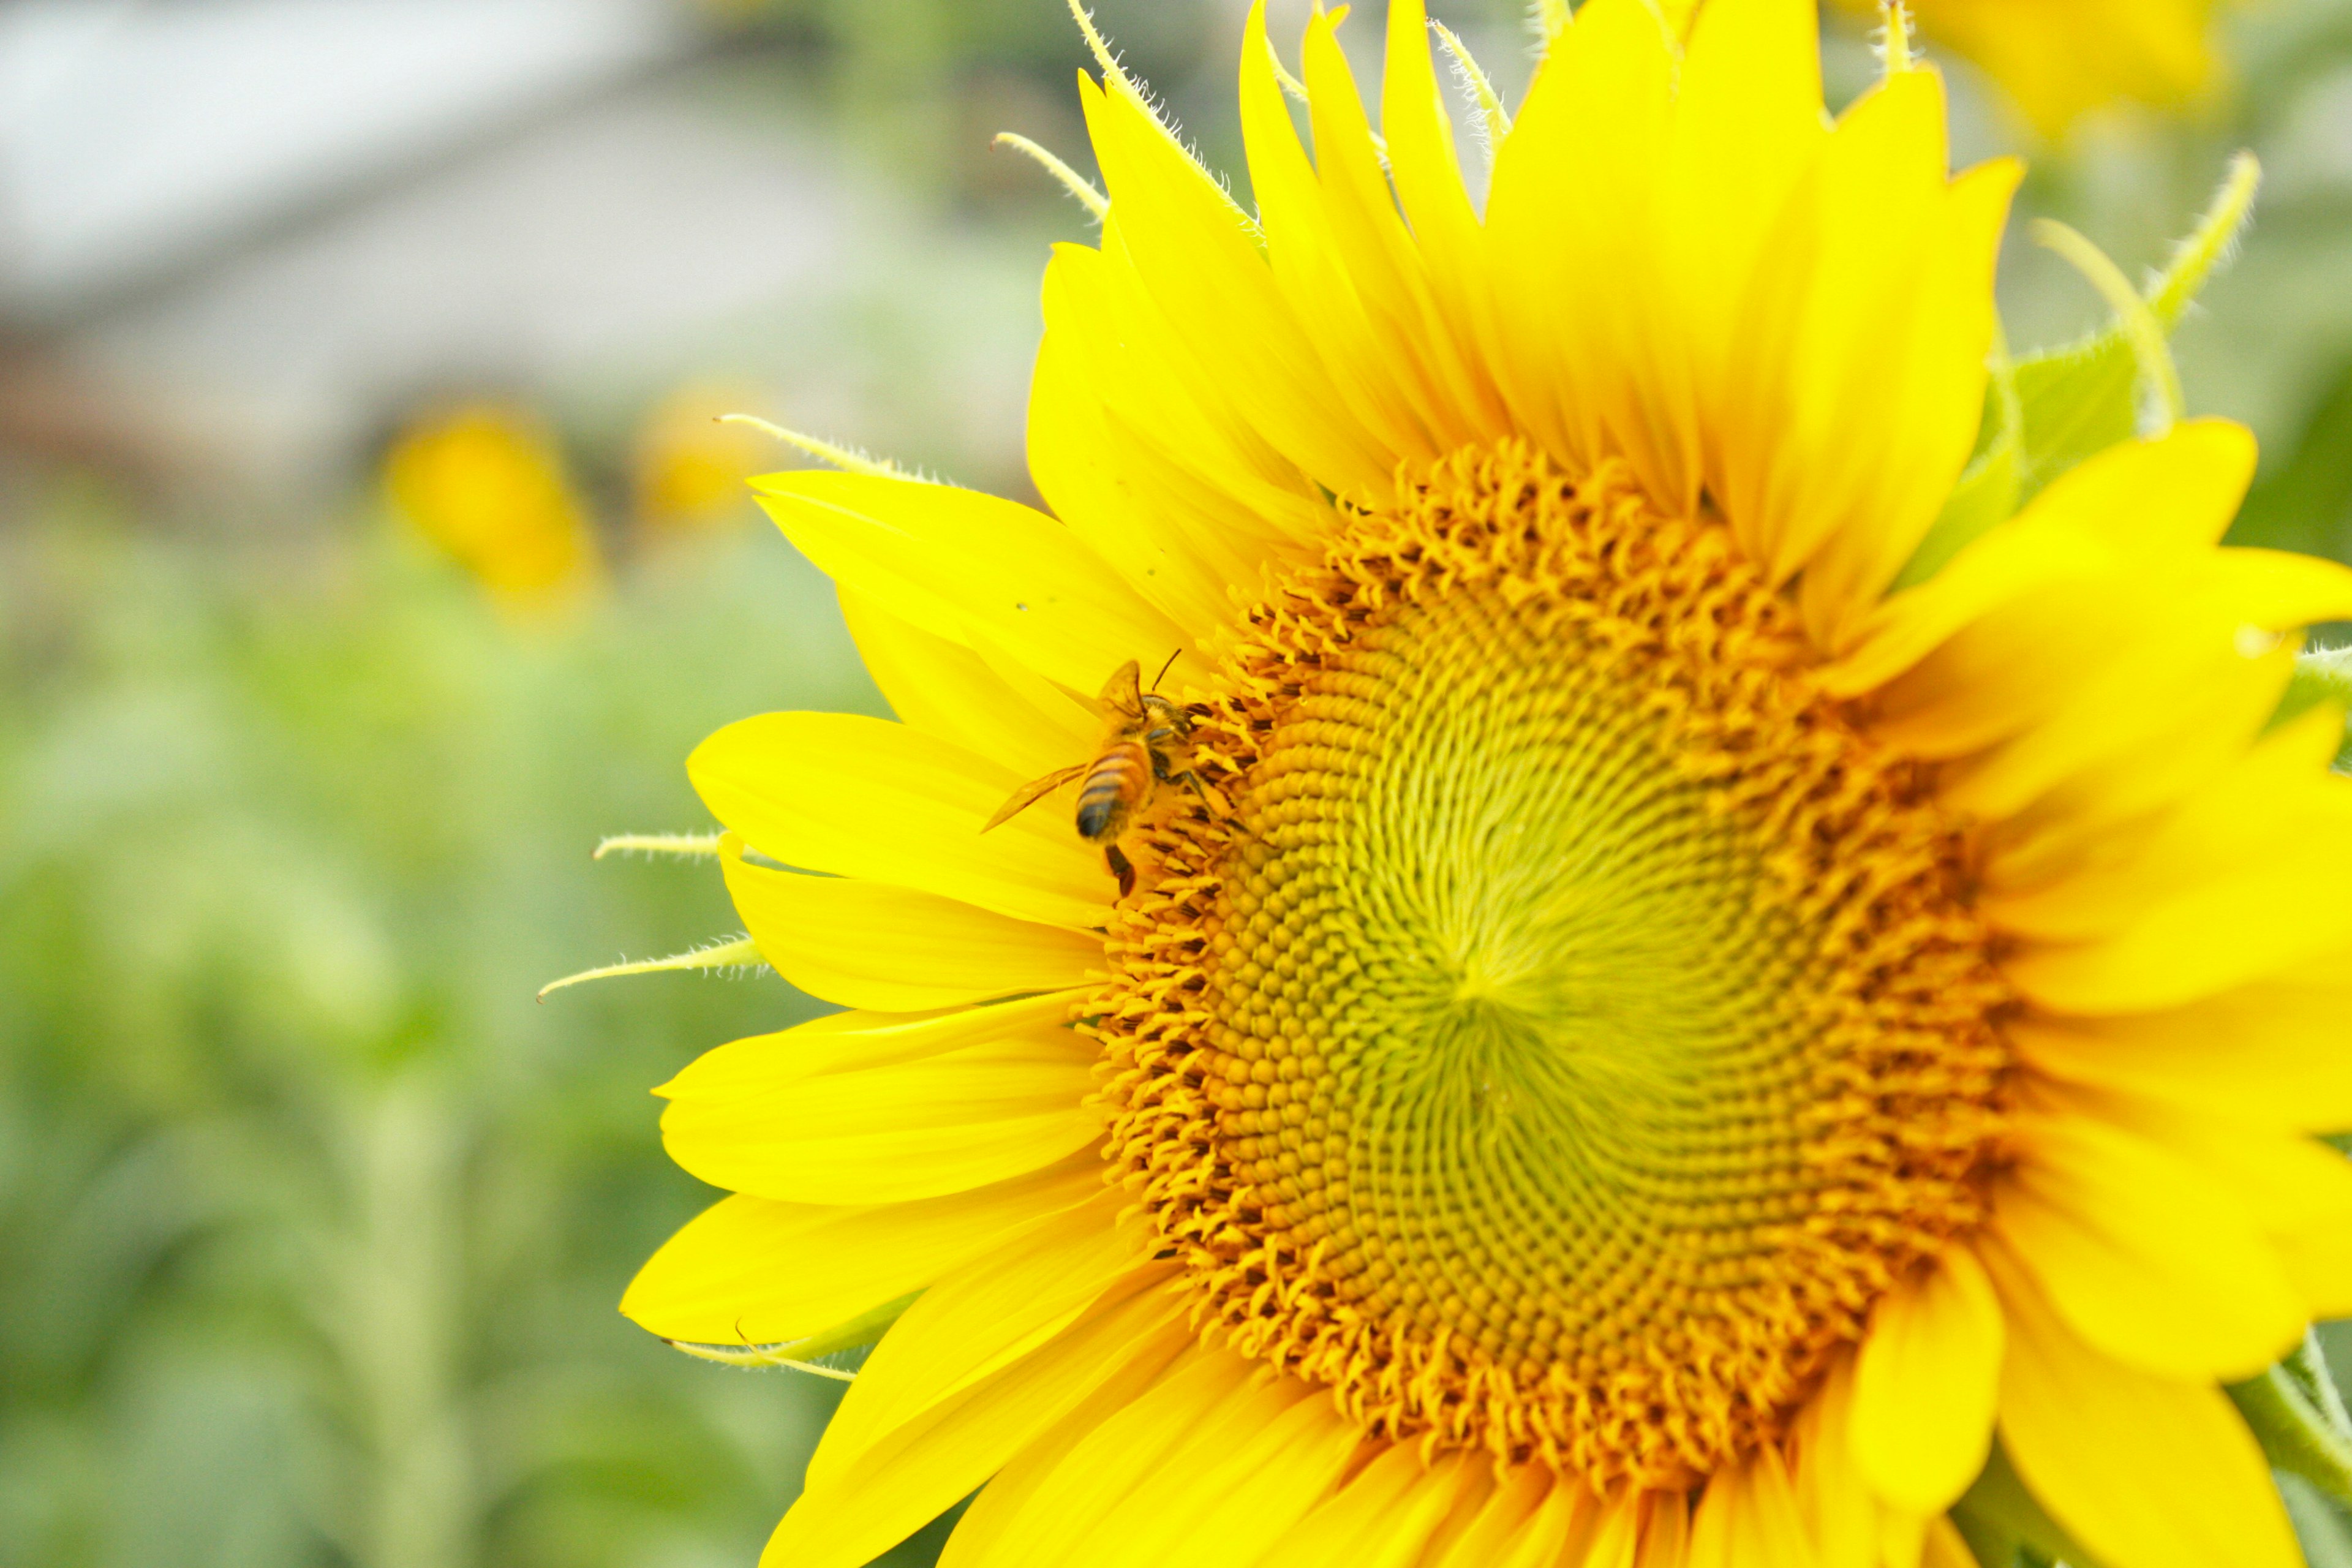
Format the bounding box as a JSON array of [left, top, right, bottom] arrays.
[[0, 0, 903, 502]]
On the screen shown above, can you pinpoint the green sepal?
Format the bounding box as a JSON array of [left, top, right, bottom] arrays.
[[2009, 153, 2260, 506], [2230, 1343, 2352, 1516], [1950, 1441, 2106, 1568], [658, 1290, 919, 1371], [2270, 647, 2352, 769]]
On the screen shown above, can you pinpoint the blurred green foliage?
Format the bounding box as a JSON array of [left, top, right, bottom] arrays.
[[0, 482, 891, 1568]]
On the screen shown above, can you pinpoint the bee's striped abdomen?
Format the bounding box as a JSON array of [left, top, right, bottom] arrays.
[[1076, 742, 1148, 842]]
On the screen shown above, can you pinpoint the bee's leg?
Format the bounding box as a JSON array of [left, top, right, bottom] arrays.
[[1166, 767, 1210, 806], [1105, 843, 1136, 899]]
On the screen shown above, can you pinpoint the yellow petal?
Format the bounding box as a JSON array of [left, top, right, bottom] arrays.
[[803, 1194, 1142, 1493], [1079, 74, 1395, 502], [1685, 1444, 1810, 1568], [618, 1153, 1102, 1344], [1787, 1357, 1890, 1568], [761, 1271, 1189, 1568], [1717, 70, 1960, 599], [658, 998, 1101, 1204], [1849, 1246, 2003, 1513], [2066, 1085, 2352, 1319], [839, 586, 1097, 781], [1379, 0, 1507, 443], [690, 710, 1109, 930], [952, 1346, 1365, 1568], [752, 469, 1194, 697], [1664, 0, 1826, 477], [1487, 0, 1687, 503], [1919, 1515, 1976, 1568], [1425, 1465, 1569, 1568], [1798, 155, 2018, 649], [1934, 552, 2351, 831], [1986, 1237, 2301, 1568], [1263, 1444, 1489, 1568], [1238, 8, 1440, 470], [1299, 13, 1499, 452], [2009, 959, 2352, 1133], [1994, 1111, 2304, 1380], [1997, 717, 2352, 1012], [2020, 418, 2258, 553], [722, 840, 1098, 1012], [1031, 239, 1319, 638]]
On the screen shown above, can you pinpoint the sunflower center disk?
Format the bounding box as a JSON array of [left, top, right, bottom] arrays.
[[1097, 447, 2015, 1488]]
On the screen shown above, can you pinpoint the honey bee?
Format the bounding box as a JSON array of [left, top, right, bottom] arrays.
[[982, 654, 1200, 897]]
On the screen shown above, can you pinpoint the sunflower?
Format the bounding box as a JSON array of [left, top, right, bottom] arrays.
[[1828, 0, 2228, 136], [618, 2, 2352, 1565]]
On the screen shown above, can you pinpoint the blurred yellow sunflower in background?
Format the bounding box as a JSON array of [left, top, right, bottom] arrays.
[[614, 1, 2352, 1564], [1831, 0, 2228, 135]]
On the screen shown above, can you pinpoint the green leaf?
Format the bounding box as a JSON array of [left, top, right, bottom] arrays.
[[2230, 355, 2352, 562], [2010, 334, 2143, 502]]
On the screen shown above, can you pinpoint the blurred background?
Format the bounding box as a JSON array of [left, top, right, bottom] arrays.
[[4, 3, 2351, 1566]]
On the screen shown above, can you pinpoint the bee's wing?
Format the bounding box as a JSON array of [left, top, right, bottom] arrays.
[[982, 764, 1087, 833], [1097, 658, 1144, 718]]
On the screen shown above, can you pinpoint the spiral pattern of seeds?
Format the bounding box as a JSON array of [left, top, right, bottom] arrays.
[[1093, 443, 2015, 1487]]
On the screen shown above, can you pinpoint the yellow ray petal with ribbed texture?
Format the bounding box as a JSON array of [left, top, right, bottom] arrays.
[[1798, 156, 2017, 648], [933, 1346, 1181, 1568], [1718, 69, 1969, 597], [1836, 421, 2261, 699], [1487, 0, 1683, 500], [752, 469, 1195, 697], [761, 1271, 1188, 1568], [1982, 704, 2350, 935], [2010, 960, 2352, 1132], [1378, 1, 1501, 434], [658, 1005, 1099, 1205], [1077, 77, 1395, 503], [1994, 1112, 2303, 1380], [1027, 334, 1251, 646], [721, 843, 1097, 1013], [1788, 1359, 1890, 1568], [1999, 797, 2352, 1014], [692, 710, 1108, 929], [1031, 238, 1321, 631], [1300, 15, 1496, 454], [619, 1154, 1102, 1344], [802, 1193, 1136, 1493], [1663, 0, 1825, 474], [1686, 1444, 1809, 1568], [1262, 1443, 1485, 1568], [974, 1358, 1363, 1568], [1849, 1246, 2003, 1513], [1988, 1240, 2301, 1568], [1048, 1393, 1361, 1568], [1238, 10, 1439, 472], [1422, 1465, 1561, 1568], [840, 588, 1096, 779], [1934, 552, 2352, 828], [2077, 1087, 2352, 1316]]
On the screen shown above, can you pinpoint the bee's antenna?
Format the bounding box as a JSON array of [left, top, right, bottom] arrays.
[[1150, 647, 1183, 692]]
